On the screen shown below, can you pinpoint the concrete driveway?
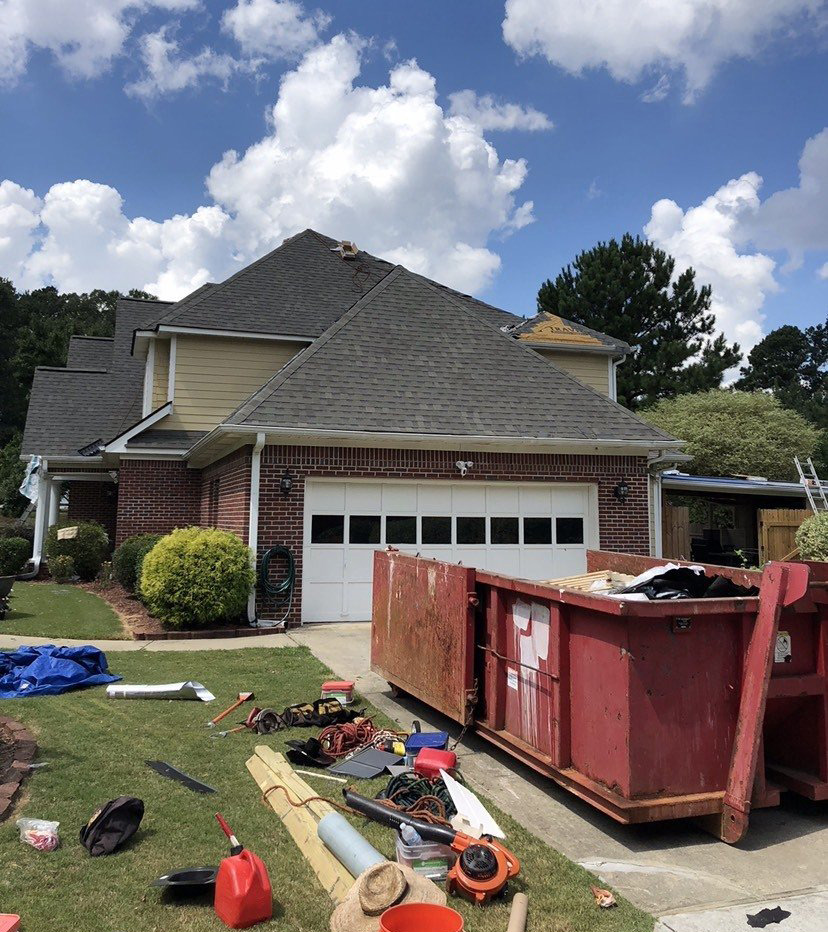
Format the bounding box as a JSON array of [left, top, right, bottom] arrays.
[[289, 622, 828, 929]]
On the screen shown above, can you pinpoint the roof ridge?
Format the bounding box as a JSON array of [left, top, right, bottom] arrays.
[[35, 366, 109, 374], [120, 296, 174, 304], [225, 266, 405, 425], [156, 230, 318, 327], [69, 335, 114, 342], [407, 271, 672, 440]]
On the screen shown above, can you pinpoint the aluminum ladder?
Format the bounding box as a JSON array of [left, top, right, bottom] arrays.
[[794, 456, 828, 514]]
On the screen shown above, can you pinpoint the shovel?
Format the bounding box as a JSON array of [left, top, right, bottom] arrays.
[[207, 692, 254, 728]]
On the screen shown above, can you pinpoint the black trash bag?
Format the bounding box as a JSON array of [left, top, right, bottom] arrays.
[[285, 737, 335, 768], [80, 796, 144, 856]]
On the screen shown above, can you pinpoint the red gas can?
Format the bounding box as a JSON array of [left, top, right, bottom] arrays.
[[214, 849, 272, 929]]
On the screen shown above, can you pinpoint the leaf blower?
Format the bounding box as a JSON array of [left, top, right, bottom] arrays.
[[343, 789, 520, 904]]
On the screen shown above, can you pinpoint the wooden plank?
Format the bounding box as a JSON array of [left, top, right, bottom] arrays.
[[246, 748, 355, 903], [662, 504, 691, 560]]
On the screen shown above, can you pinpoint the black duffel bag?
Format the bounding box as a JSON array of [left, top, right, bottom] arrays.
[[80, 796, 144, 856]]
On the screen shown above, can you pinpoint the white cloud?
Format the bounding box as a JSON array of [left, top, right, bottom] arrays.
[[641, 74, 671, 103], [447, 90, 553, 132], [502, 0, 824, 101], [645, 173, 777, 353], [586, 179, 602, 200], [221, 0, 329, 60], [0, 0, 197, 84], [0, 35, 534, 300], [746, 128, 828, 269], [819, 261, 828, 279], [126, 28, 245, 99]]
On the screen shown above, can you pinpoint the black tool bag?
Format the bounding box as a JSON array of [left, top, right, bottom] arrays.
[[80, 796, 144, 856]]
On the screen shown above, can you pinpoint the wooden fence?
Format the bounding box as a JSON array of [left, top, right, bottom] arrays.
[[758, 508, 810, 563], [662, 504, 691, 560]]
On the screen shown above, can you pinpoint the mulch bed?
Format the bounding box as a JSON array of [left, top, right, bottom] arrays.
[[0, 716, 37, 821], [80, 581, 286, 640]]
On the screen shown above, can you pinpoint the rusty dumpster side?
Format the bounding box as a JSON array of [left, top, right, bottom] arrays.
[[370, 549, 827, 842]]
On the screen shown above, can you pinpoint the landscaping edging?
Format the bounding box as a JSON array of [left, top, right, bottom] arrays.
[[132, 624, 287, 640], [0, 716, 37, 821]]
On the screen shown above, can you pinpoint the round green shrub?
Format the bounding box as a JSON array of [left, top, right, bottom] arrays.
[[45, 521, 109, 582], [49, 554, 75, 583], [139, 527, 254, 629], [112, 533, 162, 591], [0, 536, 30, 576], [796, 512, 828, 562]]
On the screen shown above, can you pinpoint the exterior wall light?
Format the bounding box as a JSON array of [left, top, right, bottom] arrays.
[[456, 460, 474, 477], [280, 470, 294, 496], [613, 477, 630, 504]]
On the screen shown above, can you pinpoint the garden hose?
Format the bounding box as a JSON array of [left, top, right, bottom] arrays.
[[257, 545, 295, 627]]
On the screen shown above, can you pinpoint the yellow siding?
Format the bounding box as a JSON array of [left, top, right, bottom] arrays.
[[151, 339, 170, 410], [536, 349, 611, 396], [157, 335, 303, 431]]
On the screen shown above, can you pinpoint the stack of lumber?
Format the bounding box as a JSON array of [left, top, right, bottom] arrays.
[[246, 745, 355, 903], [540, 569, 633, 593]]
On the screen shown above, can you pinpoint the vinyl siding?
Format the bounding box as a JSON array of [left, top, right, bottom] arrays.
[[156, 334, 303, 431], [151, 339, 170, 409], [536, 349, 610, 396]]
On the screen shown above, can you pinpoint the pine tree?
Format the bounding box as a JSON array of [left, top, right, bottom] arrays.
[[537, 234, 741, 409]]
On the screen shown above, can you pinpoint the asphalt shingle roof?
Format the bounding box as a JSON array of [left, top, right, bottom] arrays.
[[66, 336, 113, 369], [126, 429, 208, 449], [226, 267, 673, 445], [21, 297, 172, 457]]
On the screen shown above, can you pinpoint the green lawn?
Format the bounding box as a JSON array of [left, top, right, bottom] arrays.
[[0, 647, 652, 932], [1, 582, 126, 640]]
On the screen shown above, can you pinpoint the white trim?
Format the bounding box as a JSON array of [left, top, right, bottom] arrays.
[[142, 339, 156, 417], [31, 464, 49, 565], [167, 334, 177, 402], [158, 325, 315, 343], [104, 402, 173, 454], [609, 354, 625, 403], [187, 423, 683, 463], [120, 449, 187, 458], [662, 474, 811, 498], [50, 472, 116, 482], [247, 432, 266, 624]]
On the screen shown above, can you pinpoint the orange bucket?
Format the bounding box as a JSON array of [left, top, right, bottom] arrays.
[[380, 903, 464, 932]]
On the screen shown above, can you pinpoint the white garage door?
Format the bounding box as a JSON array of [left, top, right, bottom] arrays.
[[301, 479, 599, 623]]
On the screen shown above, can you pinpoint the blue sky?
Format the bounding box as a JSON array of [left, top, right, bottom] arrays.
[[1, 0, 827, 360]]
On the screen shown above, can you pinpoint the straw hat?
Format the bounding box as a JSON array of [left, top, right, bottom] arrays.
[[330, 862, 446, 932]]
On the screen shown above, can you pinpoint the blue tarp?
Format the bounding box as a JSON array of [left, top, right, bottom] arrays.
[[0, 645, 121, 699]]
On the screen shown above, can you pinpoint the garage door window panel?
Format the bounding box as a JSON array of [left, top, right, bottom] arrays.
[[386, 515, 416, 544], [556, 517, 585, 545], [490, 517, 519, 544], [422, 516, 452, 544], [311, 515, 345, 544], [349, 515, 381, 544], [524, 517, 553, 545], [457, 516, 486, 544]]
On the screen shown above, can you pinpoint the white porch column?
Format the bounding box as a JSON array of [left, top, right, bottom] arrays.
[[47, 479, 60, 528], [31, 471, 49, 563]]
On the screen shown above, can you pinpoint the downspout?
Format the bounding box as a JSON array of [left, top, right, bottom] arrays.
[[247, 432, 266, 624], [19, 462, 49, 579], [610, 353, 626, 402]]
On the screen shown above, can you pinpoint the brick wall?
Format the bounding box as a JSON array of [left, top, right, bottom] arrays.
[[66, 480, 118, 548], [199, 448, 252, 542], [256, 445, 651, 626], [115, 459, 201, 545]]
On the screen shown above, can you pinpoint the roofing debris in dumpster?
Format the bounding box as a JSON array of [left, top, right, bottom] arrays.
[[601, 562, 759, 601]]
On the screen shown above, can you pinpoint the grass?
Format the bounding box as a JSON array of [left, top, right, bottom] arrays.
[[0, 647, 653, 932], [1, 582, 126, 640]]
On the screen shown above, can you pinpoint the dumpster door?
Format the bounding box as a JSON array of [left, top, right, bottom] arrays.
[[371, 551, 476, 724]]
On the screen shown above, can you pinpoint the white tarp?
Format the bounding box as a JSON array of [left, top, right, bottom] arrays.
[[106, 681, 215, 702], [19, 455, 41, 503]]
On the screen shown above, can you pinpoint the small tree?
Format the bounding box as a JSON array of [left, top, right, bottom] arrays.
[[796, 513, 828, 562], [45, 521, 109, 581], [641, 391, 820, 481], [112, 533, 162, 591]]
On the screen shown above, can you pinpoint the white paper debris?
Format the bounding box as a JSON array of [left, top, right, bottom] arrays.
[[440, 769, 504, 839], [106, 681, 215, 702]]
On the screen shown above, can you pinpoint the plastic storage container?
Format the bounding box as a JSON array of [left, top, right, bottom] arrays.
[[395, 834, 456, 881], [321, 680, 354, 704]]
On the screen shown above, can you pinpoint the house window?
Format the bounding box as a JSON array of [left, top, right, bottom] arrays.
[[422, 516, 452, 544], [556, 517, 585, 545], [523, 517, 552, 545], [311, 515, 345, 544], [490, 517, 519, 544], [457, 516, 485, 544], [349, 515, 381, 544], [386, 516, 416, 544]]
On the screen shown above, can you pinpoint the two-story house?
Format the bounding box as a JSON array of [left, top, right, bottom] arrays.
[[22, 229, 682, 625]]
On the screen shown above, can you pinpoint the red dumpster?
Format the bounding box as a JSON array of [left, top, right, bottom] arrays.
[[371, 549, 828, 842]]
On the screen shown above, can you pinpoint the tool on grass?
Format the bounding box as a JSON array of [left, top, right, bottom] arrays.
[[208, 692, 254, 727], [145, 760, 216, 794], [506, 892, 528, 932], [343, 790, 520, 904], [214, 813, 273, 929]]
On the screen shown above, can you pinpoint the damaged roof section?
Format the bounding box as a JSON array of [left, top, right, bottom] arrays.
[[507, 311, 631, 355], [225, 266, 672, 445]]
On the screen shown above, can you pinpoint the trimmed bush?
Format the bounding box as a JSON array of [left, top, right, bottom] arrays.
[[45, 521, 109, 582], [49, 554, 75, 583], [0, 536, 30, 576], [112, 533, 162, 591], [796, 512, 828, 562], [140, 527, 254, 629]]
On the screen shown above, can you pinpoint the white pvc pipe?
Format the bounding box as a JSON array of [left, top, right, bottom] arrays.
[[246, 432, 266, 624]]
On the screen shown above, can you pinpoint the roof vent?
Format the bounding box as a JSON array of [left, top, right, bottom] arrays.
[[331, 241, 359, 260]]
